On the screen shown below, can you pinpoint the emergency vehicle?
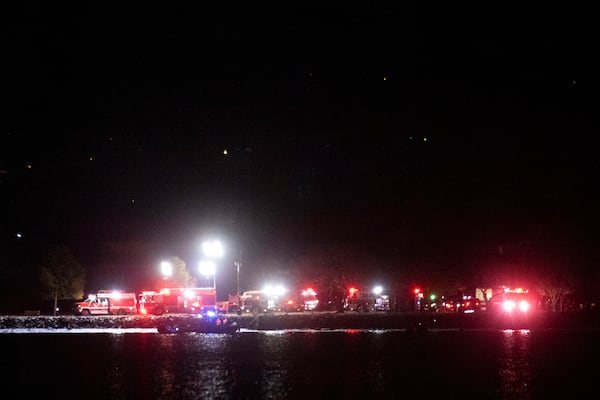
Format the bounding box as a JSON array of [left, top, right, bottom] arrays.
[[216, 294, 242, 314], [344, 287, 390, 312], [240, 290, 270, 313], [278, 288, 320, 312], [75, 290, 137, 316], [239, 285, 290, 313], [489, 287, 534, 314], [441, 294, 482, 313], [138, 287, 217, 315], [301, 288, 319, 311], [281, 296, 304, 312]]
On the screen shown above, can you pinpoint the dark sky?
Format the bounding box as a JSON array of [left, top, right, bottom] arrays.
[[1, 6, 599, 293]]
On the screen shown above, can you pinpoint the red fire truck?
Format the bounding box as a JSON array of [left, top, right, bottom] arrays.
[[239, 290, 270, 313], [489, 287, 534, 314], [344, 286, 390, 312], [138, 287, 217, 315], [280, 288, 320, 312], [239, 286, 291, 313], [75, 290, 137, 316], [216, 294, 242, 314], [301, 288, 319, 311]]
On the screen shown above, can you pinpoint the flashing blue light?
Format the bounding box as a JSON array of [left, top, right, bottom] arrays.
[[206, 310, 216, 318]]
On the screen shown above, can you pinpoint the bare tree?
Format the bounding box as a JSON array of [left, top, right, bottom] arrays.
[[538, 272, 573, 312]]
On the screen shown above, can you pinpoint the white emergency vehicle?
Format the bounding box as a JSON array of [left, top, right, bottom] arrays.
[[75, 290, 137, 316]]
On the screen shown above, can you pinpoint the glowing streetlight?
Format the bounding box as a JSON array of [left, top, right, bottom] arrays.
[[373, 286, 383, 295]]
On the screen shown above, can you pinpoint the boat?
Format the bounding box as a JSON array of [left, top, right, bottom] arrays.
[[156, 314, 240, 334]]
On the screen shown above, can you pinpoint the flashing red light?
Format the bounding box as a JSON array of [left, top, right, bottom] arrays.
[[287, 300, 294, 305], [414, 288, 421, 295], [349, 287, 358, 295]]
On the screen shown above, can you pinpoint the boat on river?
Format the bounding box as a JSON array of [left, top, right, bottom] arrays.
[[156, 314, 240, 334]]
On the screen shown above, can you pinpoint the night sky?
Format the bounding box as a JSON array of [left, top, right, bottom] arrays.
[[1, 6, 598, 296]]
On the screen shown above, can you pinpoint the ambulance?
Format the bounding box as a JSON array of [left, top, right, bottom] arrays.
[[75, 290, 137, 316]]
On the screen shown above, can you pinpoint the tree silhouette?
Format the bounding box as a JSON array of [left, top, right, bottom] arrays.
[[538, 271, 574, 312], [38, 245, 86, 315], [166, 256, 196, 287], [294, 244, 366, 311]]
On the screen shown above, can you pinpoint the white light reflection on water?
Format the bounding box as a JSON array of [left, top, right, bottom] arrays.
[[258, 332, 291, 399], [154, 334, 178, 399], [0, 328, 157, 334], [5, 327, 599, 398], [168, 334, 236, 399], [366, 329, 387, 398], [498, 329, 532, 399]]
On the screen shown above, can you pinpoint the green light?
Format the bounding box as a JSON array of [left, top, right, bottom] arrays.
[[430, 294, 436, 301]]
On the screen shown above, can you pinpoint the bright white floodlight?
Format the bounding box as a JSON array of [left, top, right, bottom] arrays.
[[373, 286, 383, 295], [198, 260, 216, 276], [202, 240, 224, 258], [161, 261, 173, 277], [264, 284, 286, 297]]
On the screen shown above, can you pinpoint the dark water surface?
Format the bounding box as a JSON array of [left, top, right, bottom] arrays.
[[2, 328, 598, 399]]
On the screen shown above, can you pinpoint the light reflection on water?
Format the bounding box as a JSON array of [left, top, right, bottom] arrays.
[[258, 333, 290, 399], [498, 329, 532, 399], [366, 330, 386, 398], [2, 328, 599, 399]]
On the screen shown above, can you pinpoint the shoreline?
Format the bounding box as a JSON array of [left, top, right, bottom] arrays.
[[1, 311, 600, 331]]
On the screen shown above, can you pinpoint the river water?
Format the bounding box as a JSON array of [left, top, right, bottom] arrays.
[[2, 328, 598, 399]]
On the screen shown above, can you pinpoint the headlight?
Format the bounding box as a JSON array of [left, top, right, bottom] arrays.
[[518, 300, 530, 313], [503, 300, 516, 312]]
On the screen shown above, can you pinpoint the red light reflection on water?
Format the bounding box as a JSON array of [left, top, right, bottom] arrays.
[[345, 329, 362, 334], [499, 329, 532, 399]]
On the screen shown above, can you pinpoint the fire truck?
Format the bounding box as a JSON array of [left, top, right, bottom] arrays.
[[240, 290, 270, 313], [216, 294, 242, 314], [239, 286, 290, 313], [301, 288, 319, 311], [138, 287, 217, 315], [75, 290, 137, 316], [278, 288, 320, 312], [281, 295, 304, 312], [344, 287, 390, 312], [489, 287, 534, 314]]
